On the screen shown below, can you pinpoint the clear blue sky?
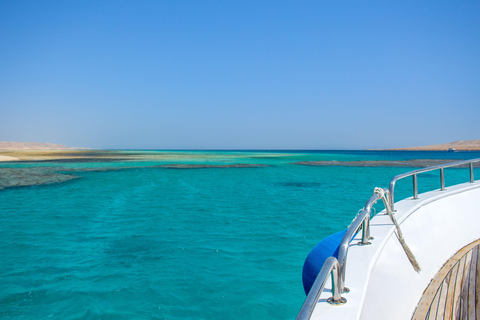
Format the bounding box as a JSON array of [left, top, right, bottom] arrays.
[[1, 1, 479, 149]]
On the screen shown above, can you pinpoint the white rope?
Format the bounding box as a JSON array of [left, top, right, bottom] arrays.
[[374, 187, 421, 272]]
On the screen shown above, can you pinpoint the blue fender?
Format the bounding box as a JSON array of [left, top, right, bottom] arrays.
[[302, 229, 347, 295]]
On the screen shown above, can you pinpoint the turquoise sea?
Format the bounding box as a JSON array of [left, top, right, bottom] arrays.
[[1, 150, 480, 320]]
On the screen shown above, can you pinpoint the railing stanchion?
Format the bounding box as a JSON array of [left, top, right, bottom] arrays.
[[440, 168, 445, 191], [360, 215, 371, 245], [389, 181, 396, 212], [329, 260, 345, 304], [470, 163, 474, 183], [296, 257, 346, 319], [413, 174, 418, 199]]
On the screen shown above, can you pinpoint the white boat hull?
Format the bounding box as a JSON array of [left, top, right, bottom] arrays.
[[309, 182, 480, 320]]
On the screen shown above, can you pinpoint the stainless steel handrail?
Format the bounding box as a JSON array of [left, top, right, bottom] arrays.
[[336, 189, 387, 292], [296, 257, 345, 320], [296, 188, 389, 320], [389, 158, 480, 211], [296, 158, 480, 319]]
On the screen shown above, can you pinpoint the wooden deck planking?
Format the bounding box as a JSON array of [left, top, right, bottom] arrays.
[[457, 250, 473, 320], [476, 247, 480, 320], [452, 256, 467, 319], [467, 246, 478, 319], [412, 239, 480, 320], [444, 262, 460, 319], [436, 278, 449, 319], [428, 284, 442, 320]]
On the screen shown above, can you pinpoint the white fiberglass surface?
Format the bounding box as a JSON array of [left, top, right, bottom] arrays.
[[309, 183, 480, 320]]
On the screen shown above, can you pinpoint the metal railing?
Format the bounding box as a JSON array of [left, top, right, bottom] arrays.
[[389, 158, 480, 211], [296, 158, 480, 320], [296, 189, 388, 320]]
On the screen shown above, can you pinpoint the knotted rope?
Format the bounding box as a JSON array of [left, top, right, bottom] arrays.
[[374, 187, 421, 272]]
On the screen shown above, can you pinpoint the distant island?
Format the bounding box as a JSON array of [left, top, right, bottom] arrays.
[[0, 142, 80, 161], [387, 140, 480, 151], [0, 141, 71, 150]]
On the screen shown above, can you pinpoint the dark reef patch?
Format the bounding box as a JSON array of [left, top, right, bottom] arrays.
[[278, 182, 324, 188], [294, 159, 479, 168], [0, 163, 269, 190], [0, 168, 80, 190], [158, 164, 268, 169]]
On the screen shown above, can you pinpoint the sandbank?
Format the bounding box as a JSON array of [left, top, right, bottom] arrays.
[[0, 155, 20, 162]]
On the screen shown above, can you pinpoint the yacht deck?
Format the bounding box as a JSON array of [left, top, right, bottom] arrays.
[[412, 239, 480, 320]]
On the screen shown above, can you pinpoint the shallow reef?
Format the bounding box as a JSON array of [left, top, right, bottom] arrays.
[[294, 159, 480, 168], [0, 163, 269, 190]]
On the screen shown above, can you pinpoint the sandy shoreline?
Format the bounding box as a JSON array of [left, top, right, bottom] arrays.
[[0, 155, 20, 161], [0, 142, 88, 161], [0, 150, 144, 162], [0, 149, 295, 162]]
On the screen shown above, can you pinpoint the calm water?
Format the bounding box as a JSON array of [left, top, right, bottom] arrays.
[[1, 150, 479, 319]]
